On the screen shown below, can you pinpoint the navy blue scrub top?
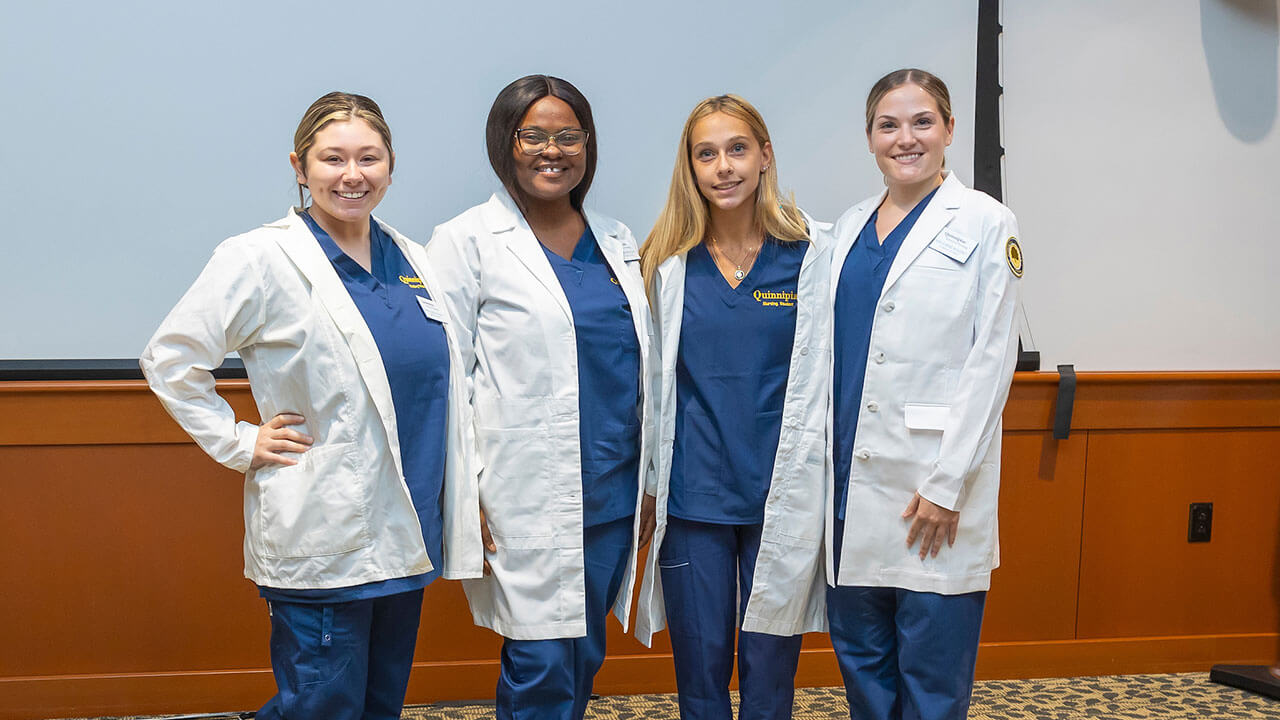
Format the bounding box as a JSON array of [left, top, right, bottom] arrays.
[[540, 226, 641, 528], [259, 213, 451, 603], [669, 237, 806, 525], [833, 188, 938, 521]]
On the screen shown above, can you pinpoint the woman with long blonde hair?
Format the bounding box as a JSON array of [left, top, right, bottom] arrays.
[[635, 95, 830, 720]]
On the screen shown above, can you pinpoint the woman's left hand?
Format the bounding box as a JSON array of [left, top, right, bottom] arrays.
[[638, 493, 657, 549], [903, 492, 959, 559]]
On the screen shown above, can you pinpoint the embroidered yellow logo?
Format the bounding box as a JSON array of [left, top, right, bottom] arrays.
[[1005, 238, 1023, 278], [753, 289, 797, 307], [399, 275, 426, 289]]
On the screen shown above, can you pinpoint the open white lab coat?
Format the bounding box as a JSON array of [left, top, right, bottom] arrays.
[[423, 191, 656, 640], [140, 210, 484, 589], [827, 172, 1022, 595], [635, 213, 832, 645]]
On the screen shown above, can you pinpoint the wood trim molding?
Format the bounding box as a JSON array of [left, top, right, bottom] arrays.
[[0, 380, 258, 447], [4, 373, 1276, 446], [1004, 371, 1280, 431]]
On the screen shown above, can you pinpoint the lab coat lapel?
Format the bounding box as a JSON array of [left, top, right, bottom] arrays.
[[655, 253, 687, 361], [881, 173, 962, 297], [797, 209, 826, 275], [271, 210, 404, 482], [829, 195, 881, 306], [590, 212, 647, 346], [484, 192, 573, 323]]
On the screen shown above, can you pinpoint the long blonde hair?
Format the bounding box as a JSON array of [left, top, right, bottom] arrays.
[[640, 94, 807, 291]]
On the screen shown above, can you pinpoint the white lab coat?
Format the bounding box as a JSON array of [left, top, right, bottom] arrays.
[[423, 191, 656, 641], [140, 209, 484, 589], [635, 213, 832, 646], [827, 172, 1021, 595]]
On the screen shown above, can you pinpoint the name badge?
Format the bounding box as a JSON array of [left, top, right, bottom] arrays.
[[929, 232, 977, 264], [416, 296, 447, 323]]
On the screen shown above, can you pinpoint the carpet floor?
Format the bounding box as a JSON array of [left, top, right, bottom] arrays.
[[52, 672, 1280, 720]]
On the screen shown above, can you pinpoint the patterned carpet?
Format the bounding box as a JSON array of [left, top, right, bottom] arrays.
[[403, 675, 1278, 720], [59, 672, 1279, 720]]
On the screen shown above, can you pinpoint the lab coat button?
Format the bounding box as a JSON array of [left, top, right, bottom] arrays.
[[866, 401, 879, 413], [799, 346, 809, 356], [883, 301, 895, 312], [856, 449, 871, 461], [873, 352, 886, 364]]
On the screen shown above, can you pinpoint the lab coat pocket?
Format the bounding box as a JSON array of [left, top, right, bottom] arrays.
[[485, 531, 561, 624], [258, 442, 371, 559], [903, 403, 949, 431], [475, 423, 552, 532], [904, 403, 948, 463], [914, 247, 963, 271]]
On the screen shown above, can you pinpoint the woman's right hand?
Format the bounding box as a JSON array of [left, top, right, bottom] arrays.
[[250, 413, 313, 470], [479, 503, 497, 575]]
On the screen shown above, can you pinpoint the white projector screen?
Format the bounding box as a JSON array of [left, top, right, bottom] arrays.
[[0, 0, 978, 361], [1002, 0, 1280, 370]]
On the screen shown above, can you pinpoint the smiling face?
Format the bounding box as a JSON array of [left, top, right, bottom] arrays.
[[689, 111, 772, 215], [867, 82, 955, 191], [290, 118, 393, 231], [511, 96, 587, 207]]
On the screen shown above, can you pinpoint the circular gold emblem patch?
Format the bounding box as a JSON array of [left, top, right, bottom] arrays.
[[1005, 237, 1023, 278]]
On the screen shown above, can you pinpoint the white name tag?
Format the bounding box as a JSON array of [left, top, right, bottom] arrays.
[[416, 296, 447, 323], [929, 232, 977, 264]]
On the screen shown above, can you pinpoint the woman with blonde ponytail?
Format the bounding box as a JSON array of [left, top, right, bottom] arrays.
[[634, 95, 831, 720]]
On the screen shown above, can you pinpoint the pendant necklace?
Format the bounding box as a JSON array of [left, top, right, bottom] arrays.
[[709, 235, 763, 281]]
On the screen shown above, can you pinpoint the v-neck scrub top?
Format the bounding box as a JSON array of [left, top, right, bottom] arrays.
[[832, 188, 938, 522], [540, 226, 642, 528], [668, 238, 806, 525], [260, 213, 451, 603]]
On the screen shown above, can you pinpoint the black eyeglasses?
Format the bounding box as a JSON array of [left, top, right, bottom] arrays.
[[514, 128, 589, 156]]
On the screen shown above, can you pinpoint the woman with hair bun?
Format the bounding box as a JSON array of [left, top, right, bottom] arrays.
[[141, 91, 482, 719], [424, 74, 656, 720], [826, 68, 1023, 720], [636, 94, 830, 720]]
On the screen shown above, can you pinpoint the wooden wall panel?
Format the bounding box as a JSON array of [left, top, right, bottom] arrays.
[[1, 372, 1278, 719], [981, 431, 1087, 642], [1077, 428, 1280, 638], [0, 443, 264, 676]]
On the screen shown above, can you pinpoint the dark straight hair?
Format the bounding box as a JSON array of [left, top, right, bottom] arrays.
[[485, 74, 598, 212]]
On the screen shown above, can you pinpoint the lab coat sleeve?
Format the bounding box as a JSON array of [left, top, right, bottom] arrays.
[[422, 221, 485, 473], [917, 204, 1022, 511], [139, 239, 267, 474]]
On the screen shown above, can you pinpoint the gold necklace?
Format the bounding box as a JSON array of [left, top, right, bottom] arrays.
[[709, 235, 763, 281]]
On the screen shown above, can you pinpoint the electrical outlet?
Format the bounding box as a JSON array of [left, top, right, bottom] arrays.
[[1188, 502, 1213, 543]]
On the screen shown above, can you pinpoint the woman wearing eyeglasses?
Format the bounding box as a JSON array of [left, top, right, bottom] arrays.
[[423, 74, 656, 720]]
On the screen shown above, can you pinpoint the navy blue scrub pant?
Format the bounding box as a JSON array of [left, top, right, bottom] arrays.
[[496, 514, 634, 720], [258, 588, 424, 720], [659, 516, 804, 720], [826, 518, 986, 720]]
